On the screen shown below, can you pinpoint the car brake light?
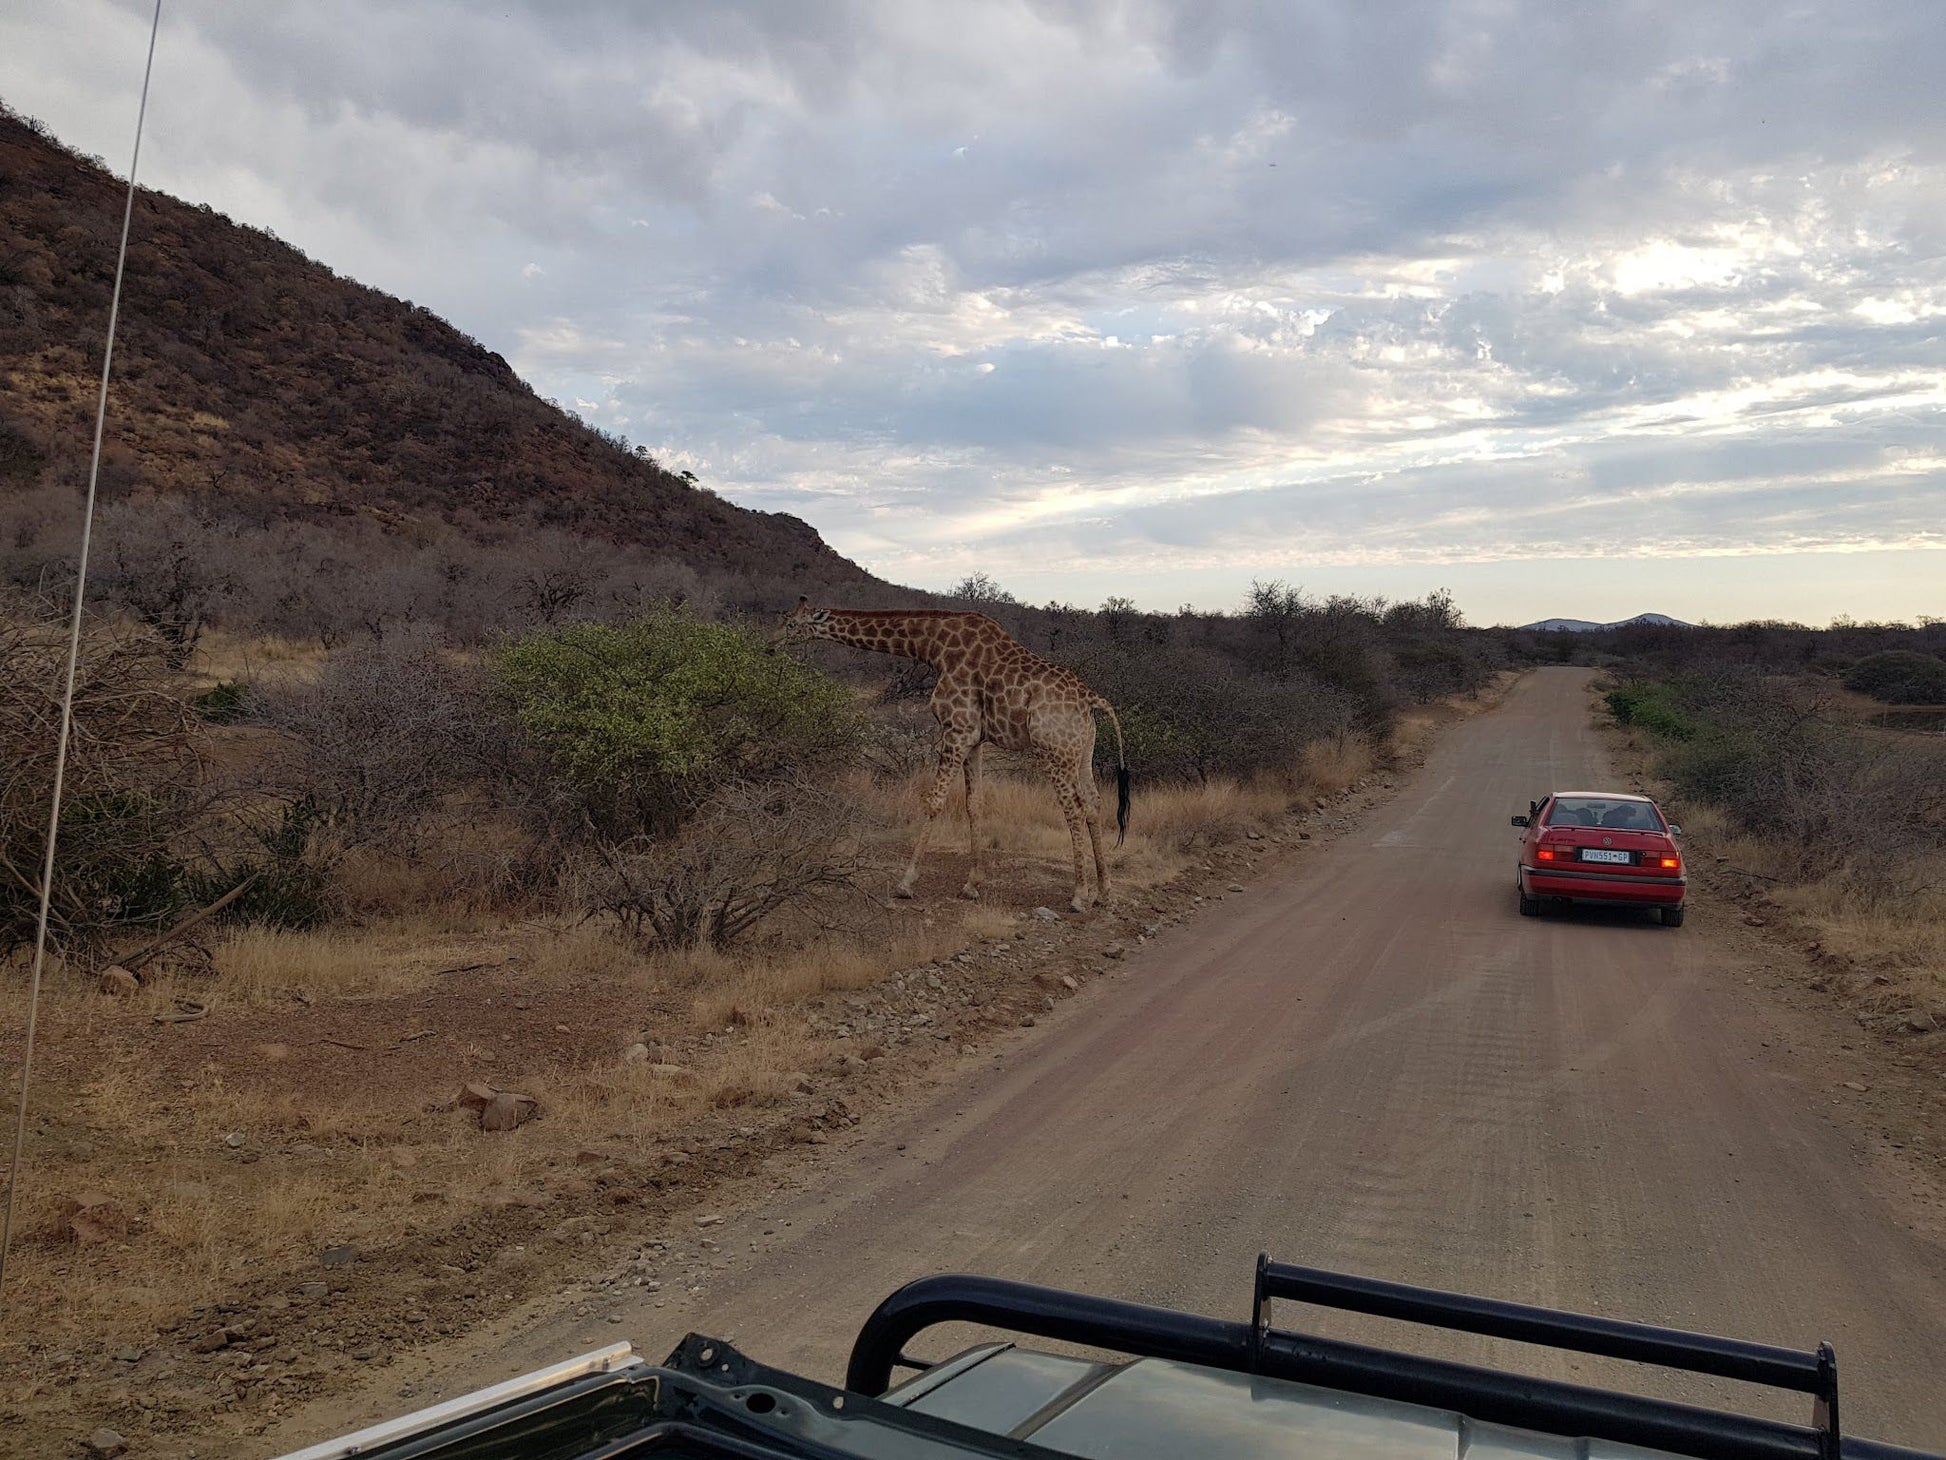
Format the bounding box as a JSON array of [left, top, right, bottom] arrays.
[[1657, 855, 1681, 870], [1535, 847, 1557, 861]]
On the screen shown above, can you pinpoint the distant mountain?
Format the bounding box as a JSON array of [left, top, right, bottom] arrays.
[[0, 105, 877, 596], [1520, 613, 1693, 633]]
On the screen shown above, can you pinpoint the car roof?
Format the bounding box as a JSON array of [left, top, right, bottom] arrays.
[[1549, 790, 1657, 803]]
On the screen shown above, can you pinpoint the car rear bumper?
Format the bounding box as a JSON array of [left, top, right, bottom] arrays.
[[1520, 865, 1686, 906]]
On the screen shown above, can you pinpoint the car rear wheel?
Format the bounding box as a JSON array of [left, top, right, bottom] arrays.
[[1518, 891, 1541, 917], [1660, 905, 1685, 928]]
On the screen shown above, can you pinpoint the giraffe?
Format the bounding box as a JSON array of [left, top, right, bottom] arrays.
[[775, 598, 1130, 914]]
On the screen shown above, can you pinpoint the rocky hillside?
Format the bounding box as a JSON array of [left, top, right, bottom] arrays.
[[0, 103, 874, 597]]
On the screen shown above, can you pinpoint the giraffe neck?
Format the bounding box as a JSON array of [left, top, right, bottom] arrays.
[[814, 612, 959, 667]]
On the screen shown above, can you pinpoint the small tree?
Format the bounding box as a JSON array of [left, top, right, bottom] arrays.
[[95, 500, 236, 662], [949, 571, 1017, 606], [1099, 595, 1138, 644], [494, 609, 860, 838]]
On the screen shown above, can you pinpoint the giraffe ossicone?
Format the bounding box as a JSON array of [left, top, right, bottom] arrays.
[[775, 598, 1130, 914]]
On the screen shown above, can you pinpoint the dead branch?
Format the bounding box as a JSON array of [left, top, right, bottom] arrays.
[[117, 874, 259, 972]]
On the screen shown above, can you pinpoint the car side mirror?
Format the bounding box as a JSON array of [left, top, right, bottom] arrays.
[[1511, 815, 1529, 827], [1669, 825, 1682, 837]]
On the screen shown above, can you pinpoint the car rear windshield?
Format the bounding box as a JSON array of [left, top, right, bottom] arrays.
[[1545, 797, 1664, 831]]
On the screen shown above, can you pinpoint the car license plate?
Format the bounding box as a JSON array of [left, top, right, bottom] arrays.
[[1581, 848, 1631, 864]]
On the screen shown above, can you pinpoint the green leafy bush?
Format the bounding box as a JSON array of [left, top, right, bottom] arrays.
[[1842, 650, 1946, 705], [1661, 733, 1762, 808], [1641, 672, 1943, 867], [193, 680, 251, 723], [57, 790, 196, 931], [198, 800, 335, 930], [495, 610, 860, 837], [1605, 683, 1700, 740]]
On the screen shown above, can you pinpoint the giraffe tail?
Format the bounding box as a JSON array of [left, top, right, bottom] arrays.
[[1095, 696, 1130, 845]]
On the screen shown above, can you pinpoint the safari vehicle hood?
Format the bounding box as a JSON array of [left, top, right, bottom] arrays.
[[274, 1336, 1712, 1460]]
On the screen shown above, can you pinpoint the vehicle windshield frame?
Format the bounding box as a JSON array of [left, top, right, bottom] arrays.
[[1543, 797, 1666, 832]]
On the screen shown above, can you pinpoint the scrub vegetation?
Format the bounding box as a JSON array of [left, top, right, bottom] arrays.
[[0, 570, 1498, 1450], [1594, 620, 1946, 1016]]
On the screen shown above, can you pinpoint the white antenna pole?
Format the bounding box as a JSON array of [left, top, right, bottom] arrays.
[[0, 0, 166, 1296]]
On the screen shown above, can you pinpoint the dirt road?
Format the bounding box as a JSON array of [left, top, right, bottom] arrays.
[[281, 668, 1946, 1450]]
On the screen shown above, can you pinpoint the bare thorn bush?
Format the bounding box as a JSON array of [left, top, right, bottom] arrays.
[[572, 776, 863, 950], [0, 602, 205, 955], [257, 632, 501, 856]]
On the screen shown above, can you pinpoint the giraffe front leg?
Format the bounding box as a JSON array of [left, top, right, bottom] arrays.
[[898, 736, 971, 899], [959, 742, 985, 901]]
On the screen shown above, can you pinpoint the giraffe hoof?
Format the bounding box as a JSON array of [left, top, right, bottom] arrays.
[[894, 883, 917, 900], [1069, 896, 1089, 915], [959, 883, 981, 902]]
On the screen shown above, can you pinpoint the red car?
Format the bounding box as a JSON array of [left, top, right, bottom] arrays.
[[1512, 790, 1687, 926]]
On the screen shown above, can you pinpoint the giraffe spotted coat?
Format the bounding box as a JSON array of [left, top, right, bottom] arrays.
[[775, 599, 1129, 913]]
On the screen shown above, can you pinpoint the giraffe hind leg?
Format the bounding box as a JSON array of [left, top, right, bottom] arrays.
[[1042, 763, 1093, 914], [1080, 759, 1111, 904]]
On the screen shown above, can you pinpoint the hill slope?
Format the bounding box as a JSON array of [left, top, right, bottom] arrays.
[[0, 104, 874, 598], [1520, 613, 1694, 633]]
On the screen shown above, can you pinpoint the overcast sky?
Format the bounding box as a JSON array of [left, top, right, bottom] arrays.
[[5, 1, 1942, 625]]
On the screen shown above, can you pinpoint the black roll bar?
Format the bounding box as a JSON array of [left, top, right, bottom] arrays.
[[846, 1257, 1936, 1460], [1254, 1258, 1829, 1396]]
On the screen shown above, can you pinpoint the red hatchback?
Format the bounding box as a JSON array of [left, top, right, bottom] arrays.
[[1512, 790, 1687, 927]]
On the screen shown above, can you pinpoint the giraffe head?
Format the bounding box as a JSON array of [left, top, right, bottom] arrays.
[[771, 596, 833, 649]]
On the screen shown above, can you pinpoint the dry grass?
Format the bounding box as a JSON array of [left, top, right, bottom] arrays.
[[684, 920, 984, 1032], [524, 921, 655, 985], [143, 918, 655, 1011], [852, 751, 1356, 885], [4, 965, 720, 1346], [330, 845, 502, 921], [0, 725, 1414, 1403], [1295, 734, 1377, 794], [209, 926, 436, 1003], [1772, 856, 1946, 980], [1388, 671, 1522, 762], [1122, 776, 1282, 849], [191, 627, 330, 687], [8, 1073, 672, 1342]]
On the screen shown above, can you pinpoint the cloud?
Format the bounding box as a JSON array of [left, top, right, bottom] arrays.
[[3, 0, 1943, 616]]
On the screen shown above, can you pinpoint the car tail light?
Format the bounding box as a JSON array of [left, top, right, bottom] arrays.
[[1656, 854, 1681, 871], [1535, 847, 1558, 862]]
